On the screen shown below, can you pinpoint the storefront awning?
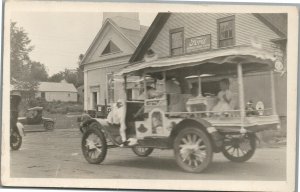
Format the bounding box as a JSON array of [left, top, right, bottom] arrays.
[[117, 46, 277, 76]]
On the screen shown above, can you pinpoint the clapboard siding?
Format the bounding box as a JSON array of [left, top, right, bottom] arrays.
[[86, 60, 129, 106], [150, 13, 281, 58], [236, 14, 280, 50]]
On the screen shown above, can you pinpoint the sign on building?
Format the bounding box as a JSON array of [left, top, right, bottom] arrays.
[[185, 34, 211, 53]]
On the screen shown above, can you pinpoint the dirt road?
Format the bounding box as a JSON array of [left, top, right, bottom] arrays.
[[10, 127, 286, 180]]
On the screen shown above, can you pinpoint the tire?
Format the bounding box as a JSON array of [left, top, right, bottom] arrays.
[[132, 147, 154, 157], [174, 127, 213, 173], [81, 126, 107, 164], [10, 130, 22, 150], [222, 133, 256, 162], [45, 122, 54, 131]]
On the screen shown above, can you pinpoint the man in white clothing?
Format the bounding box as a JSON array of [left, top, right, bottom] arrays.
[[107, 99, 127, 146]]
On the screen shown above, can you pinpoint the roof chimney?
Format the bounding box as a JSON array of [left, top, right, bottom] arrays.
[[103, 12, 140, 31]]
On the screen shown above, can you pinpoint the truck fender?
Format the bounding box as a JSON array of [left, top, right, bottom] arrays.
[[16, 122, 25, 137], [84, 118, 109, 131]]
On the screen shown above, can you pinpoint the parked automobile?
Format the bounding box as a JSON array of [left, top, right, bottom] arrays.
[[18, 106, 55, 131], [10, 93, 25, 150]]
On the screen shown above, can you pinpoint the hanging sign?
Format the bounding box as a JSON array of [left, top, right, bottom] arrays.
[[186, 34, 211, 53]]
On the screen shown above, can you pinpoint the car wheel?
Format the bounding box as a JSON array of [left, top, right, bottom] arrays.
[[174, 127, 213, 173], [132, 147, 154, 157], [45, 122, 54, 131], [81, 126, 107, 164], [10, 130, 22, 150], [222, 133, 256, 162]]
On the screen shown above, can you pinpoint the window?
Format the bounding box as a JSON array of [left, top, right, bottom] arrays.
[[101, 41, 121, 55], [218, 16, 235, 48], [107, 73, 114, 103], [170, 28, 184, 56]]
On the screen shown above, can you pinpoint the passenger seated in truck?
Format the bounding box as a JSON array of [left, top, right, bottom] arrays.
[[212, 78, 233, 116], [138, 86, 163, 100]]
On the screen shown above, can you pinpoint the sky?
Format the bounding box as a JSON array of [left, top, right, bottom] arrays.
[[11, 12, 157, 75]]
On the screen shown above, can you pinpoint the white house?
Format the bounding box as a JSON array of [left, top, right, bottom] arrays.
[[80, 12, 148, 110], [36, 82, 78, 102]]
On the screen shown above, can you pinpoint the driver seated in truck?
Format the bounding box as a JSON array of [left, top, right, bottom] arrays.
[[106, 99, 128, 146]]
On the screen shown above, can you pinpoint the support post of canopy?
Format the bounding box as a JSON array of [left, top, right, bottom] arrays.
[[237, 63, 246, 131], [143, 73, 147, 99], [163, 71, 167, 95], [198, 76, 202, 97], [162, 71, 168, 111], [270, 70, 277, 115], [123, 75, 127, 101]]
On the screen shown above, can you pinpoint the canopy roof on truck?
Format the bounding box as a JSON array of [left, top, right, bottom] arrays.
[[117, 46, 277, 77]]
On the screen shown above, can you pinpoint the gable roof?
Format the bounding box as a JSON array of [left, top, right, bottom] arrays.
[[120, 25, 149, 46], [80, 18, 148, 65], [253, 13, 287, 37], [129, 13, 287, 63], [129, 13, 170, 63], [38, 82, 77, 93]]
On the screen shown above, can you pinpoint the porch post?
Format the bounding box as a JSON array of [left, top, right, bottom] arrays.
[[237, 63, 246, 125], [270, 71, 277, 115]]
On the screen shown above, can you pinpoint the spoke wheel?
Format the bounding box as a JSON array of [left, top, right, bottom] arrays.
[[222, 133, 256, 162], [10, 130, 22, 150], [132, 147, 154, 157], [81, 127, 107, 164], [45, 122, 54, 131], [174, 127, 213, 173]]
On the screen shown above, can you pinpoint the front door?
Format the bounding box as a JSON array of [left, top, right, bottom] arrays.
[[92, 92, 98, 110]]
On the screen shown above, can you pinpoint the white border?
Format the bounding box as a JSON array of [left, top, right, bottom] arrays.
[[1, 2, 298, 191]]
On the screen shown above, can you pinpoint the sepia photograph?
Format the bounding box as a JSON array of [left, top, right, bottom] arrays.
[[1, 1, 298, 191]]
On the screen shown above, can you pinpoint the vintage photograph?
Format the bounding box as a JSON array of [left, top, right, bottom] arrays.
[[1, 2, 298, 191]]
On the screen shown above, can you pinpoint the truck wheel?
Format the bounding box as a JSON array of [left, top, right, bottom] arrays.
[[45, 122, 54, 131], [174, 127, 213, 173], [10, 130, 22, 150], [132, 147, 154, 157], [222, 133, 256, 162], [81, 127, 107, 164]]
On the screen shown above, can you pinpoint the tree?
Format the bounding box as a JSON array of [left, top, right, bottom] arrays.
[[10, 21, 39, 101], [30, 61, 49, 81], [48, 54, 84, 88], [76, 54, 84, 87], [48, 71, 65, 82], [10, 22, 34, 82]]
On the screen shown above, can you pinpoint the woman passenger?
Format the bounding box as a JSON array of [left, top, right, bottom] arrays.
[[212, 78, 233, 115]]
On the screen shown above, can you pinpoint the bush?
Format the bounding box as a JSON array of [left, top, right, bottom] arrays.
[[23, 98, 83, 114]]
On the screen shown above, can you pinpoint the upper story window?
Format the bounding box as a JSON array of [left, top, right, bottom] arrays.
[[170, 28, 184, 56], [101, 40, 121, 55], [218, 16, 235, 48]]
